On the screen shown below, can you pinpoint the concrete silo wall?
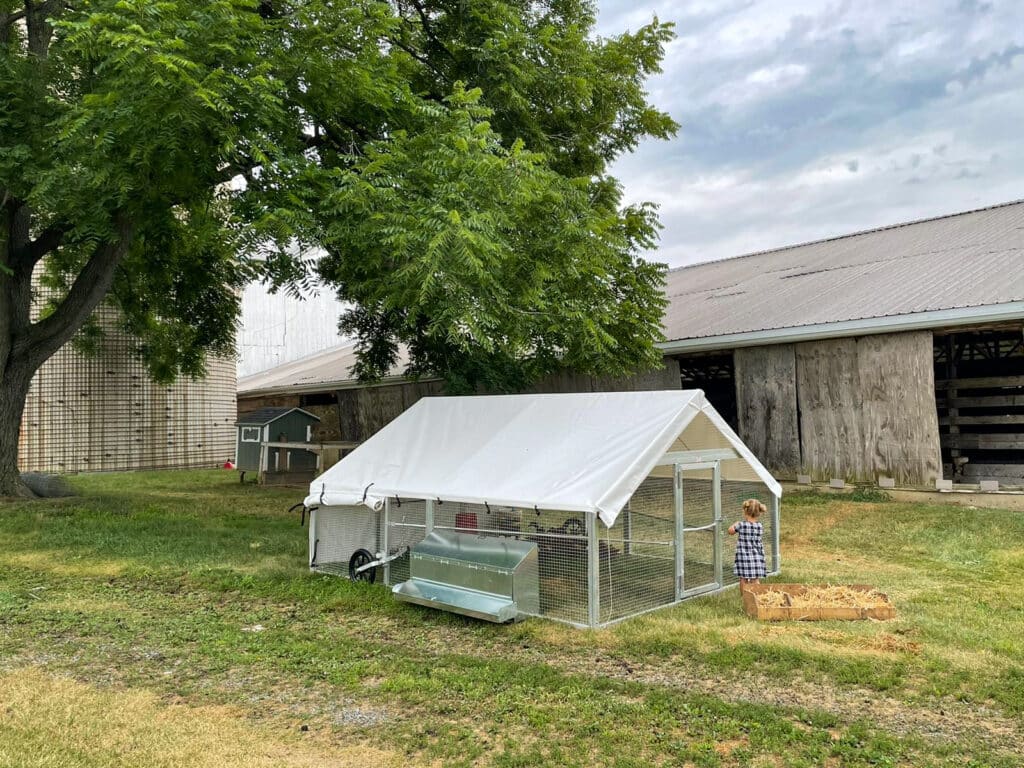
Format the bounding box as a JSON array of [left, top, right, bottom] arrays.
[[19, 294, 236, 474]]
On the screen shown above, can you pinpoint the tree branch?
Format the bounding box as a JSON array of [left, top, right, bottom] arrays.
[[10, 223, 66, 268], [407, 0, 456, 62], [16, 215, 134, 367]]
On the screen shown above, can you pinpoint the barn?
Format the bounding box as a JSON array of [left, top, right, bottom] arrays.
[[238, 201, 1024, 488]]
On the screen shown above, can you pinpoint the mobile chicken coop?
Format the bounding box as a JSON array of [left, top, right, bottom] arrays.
[[303, 391, 781, 628]]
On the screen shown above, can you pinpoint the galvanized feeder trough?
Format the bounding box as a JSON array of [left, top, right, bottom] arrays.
[[304, 391, 781, 628], [393, 530, 540, 622]]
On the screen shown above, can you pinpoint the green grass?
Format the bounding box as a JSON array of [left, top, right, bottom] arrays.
[[0, 470, 1022, 767]]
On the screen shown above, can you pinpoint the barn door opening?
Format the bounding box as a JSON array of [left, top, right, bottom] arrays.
[[676, 462, 722, 598]]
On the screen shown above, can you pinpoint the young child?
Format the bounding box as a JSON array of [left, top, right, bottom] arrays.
[[728, 499, 767, 590]]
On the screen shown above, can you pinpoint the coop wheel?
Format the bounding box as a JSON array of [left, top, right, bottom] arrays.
[[561, 517, 585, 537], [348, 549, 377, 583], [527, 521, 542, 534]]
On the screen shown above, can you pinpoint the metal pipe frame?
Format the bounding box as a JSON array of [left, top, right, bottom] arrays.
[[424, 498, 435, 535], [587, 513, 600, 628], [771, 494, 781, 573], [712, 462, 723, 587], [382, 498, 391, 585], [674, 463, 684, 601]]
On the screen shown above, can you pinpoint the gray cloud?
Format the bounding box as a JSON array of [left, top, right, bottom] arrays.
[[598, 0, 1024, 265]]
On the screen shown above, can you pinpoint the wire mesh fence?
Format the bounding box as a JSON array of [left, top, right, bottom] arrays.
[[428, 501, 591, 625], [310, 504, 380, 577], [314, 465, 780, 627], [720, 477, 779, 577], [383, 499, 427, 586], [598, 476, 675, 624], [681, 474, 717, 593]]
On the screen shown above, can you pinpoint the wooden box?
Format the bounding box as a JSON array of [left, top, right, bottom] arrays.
[[742, 584, 896, 621]]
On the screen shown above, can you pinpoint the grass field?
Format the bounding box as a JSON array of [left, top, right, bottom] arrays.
[[0, 470, 1022, 767]]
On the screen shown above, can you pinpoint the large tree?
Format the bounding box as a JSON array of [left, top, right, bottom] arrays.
[[0, 0, 676, 496]]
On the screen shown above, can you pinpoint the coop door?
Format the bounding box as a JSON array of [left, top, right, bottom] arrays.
[[676, 463, 722, 597]]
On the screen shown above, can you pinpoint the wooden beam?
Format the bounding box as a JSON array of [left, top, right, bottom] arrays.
[[935, 376, 1024, 390], [937, 395, 1024, 408], [941, 434, 1024, 449], [938, 415, 1024, 426]]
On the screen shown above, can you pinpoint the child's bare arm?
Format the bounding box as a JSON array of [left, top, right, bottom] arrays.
[[728, 523, 737, 535]]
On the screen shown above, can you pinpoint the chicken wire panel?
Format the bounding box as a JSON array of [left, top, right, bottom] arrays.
[[312, 505, 380, 576], [433, 501, 590, 626], [680, 476, 717, 592], [598, 476, 676, 624], [385, 499, 427, 586], [720, 478, 778, 578]]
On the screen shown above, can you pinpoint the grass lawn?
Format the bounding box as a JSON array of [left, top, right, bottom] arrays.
[[0, 471, 1022, 767]]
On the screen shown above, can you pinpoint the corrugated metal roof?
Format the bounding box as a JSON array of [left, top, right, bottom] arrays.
[[237, 343, 412, 396], [662, 200, 1024, 345], [240, 201, 1024, 393]]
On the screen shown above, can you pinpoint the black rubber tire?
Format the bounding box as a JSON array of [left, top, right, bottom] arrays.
[[348, 548, 377, 583]]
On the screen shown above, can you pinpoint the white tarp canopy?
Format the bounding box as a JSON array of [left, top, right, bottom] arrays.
[[304, 391, 780, 527]]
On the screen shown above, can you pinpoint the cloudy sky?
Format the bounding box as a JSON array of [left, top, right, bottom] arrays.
[[597, 0, 1024, 267]]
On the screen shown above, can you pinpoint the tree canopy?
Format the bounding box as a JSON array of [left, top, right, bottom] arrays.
[[0, 0, 676, 493]]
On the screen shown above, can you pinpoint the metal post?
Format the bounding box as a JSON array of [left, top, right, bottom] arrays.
[[587, 513, 600, 628], [382, 498, 391, 585], [771, 494, 781, 573], [674, 463, 684, 600], [425, 498, 434, 535], [308, 507, 317, 570], [712, 462, 723, 586]]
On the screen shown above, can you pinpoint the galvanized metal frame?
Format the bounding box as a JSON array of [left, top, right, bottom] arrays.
[[382, 497, 391, 584], [673, 464, 684, 601], [770, 494, 781, 575], [587, 512, 600, 628], [713, 462, 723, 587], [658, 449, 736, 465]]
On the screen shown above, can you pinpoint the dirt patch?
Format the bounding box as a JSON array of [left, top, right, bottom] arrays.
[[0, 667, 410, 768]]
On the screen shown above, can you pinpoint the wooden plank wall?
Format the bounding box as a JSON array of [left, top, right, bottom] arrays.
[[796, 331, 942, 485], [734, 345, 800, 475]]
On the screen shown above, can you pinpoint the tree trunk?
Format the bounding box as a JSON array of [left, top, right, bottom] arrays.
[[0, 355, 35, 498]]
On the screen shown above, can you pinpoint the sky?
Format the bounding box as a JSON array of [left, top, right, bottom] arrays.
[[596, 0, 1024, 267]]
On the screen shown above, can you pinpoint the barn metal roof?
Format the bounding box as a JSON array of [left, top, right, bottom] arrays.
[[239, 200, 1024, 392], [237, 343, 415, 396], [661, 200, 1024, 352]]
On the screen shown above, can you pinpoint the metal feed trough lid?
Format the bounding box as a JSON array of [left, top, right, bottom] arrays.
[[393, 530, 540, 623]]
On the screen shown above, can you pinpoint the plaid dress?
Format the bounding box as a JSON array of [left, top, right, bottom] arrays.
[[733, 520, 766, 579]]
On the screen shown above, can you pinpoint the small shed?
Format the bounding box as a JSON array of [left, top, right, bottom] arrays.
[[235, 407, 321, 477], [302, 391, 781, 628]]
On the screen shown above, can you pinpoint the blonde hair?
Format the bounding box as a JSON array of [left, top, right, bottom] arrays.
[[742, 499, 766, 519]]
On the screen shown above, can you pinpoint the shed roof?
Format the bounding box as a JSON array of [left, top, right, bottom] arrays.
[[304, 391, 780, 526], [236, 406, 320, 425], [662, 199, 1024, 351], [237, 343, 414, 396]]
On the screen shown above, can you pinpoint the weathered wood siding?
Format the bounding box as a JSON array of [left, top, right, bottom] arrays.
[[334, 381, 446, 442], [796, 331, 941, 485], [534, 359, 683, 394], [734, 345, 800, 475]]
